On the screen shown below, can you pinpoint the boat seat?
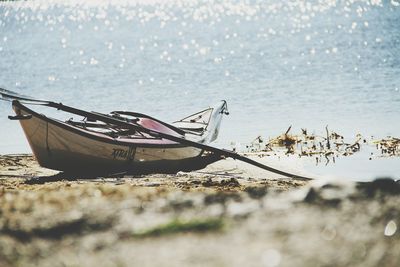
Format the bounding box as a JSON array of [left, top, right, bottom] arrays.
[[180, 126, 204, 132]]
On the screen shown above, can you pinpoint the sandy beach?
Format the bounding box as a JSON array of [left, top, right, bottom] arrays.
[[1, 154, 399, 267]]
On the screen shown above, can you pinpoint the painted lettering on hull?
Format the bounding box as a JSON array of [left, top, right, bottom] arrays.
[[111, 147, 136, 160]]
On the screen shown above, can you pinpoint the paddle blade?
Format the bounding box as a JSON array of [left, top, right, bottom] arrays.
[[0, 88, 49, 104]]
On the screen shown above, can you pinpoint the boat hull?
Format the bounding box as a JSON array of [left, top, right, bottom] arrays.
[[12, 102, 223, 173]]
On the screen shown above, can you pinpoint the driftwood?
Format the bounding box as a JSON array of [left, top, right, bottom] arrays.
[[325, 125, 331, 150]]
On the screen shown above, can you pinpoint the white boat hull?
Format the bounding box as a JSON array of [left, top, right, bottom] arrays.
[[12, 101, 227, 173]]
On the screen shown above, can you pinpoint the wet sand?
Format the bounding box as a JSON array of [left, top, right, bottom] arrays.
[[0, 155, 399, 267]]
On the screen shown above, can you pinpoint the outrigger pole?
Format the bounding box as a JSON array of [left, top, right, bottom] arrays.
[[0, 88, 313, 180]]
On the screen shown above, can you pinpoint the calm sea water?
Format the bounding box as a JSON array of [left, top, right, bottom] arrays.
[[1, 0, 399, 161]]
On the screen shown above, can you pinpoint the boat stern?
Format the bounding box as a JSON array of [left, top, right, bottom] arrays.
[[206, 100, 229, 143]]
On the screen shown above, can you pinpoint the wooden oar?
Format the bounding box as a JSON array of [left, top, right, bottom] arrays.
[[1, 88, 313, 180]]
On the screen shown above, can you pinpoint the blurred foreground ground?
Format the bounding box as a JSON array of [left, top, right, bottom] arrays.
[[0, 155, 399, 267]]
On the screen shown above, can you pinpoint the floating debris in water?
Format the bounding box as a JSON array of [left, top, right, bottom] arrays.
[[244, 126, 399, 166], [374, 137, 400, 157]]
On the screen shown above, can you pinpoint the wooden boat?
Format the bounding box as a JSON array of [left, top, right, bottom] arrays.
[[1, 88, 311, 179], [10, 100, 229, 173]]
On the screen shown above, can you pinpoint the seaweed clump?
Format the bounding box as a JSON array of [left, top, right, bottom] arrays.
[[376, 137, 400, 157], [131, 218, 224, 238], [245, 126, 399, 166]]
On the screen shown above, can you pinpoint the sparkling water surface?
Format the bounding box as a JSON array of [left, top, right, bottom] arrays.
[[0, 0, 399, 179]]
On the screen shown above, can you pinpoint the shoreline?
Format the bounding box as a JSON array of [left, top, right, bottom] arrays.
[[0, 154, 309, 190]]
